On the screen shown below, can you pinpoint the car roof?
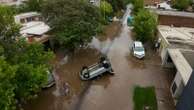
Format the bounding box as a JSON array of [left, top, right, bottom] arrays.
[[134, 41, 143, 47]]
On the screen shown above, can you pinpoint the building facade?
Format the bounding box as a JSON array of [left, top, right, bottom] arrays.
[[14, 12, 50, 44], [154, 10, 194, 28], [157, 25, 194, 106]]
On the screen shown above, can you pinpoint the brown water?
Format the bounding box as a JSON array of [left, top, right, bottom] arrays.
[[23, 9, 175, 110]]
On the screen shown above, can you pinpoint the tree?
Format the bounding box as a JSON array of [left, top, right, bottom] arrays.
[[0, 5, 54, 109], [133, 9, 157, 42], [0, 5, 20, 42], [42, 0, 102, 49], [0, 40, 54, 105], [1, 40, 54, 102], [133, 0, 144, 14], [100, 1, 113, 17], [106, 0, 124, 12], [18, 0, 43, 12], [172, 0, 190, 10], [0, 58, 17, 110]]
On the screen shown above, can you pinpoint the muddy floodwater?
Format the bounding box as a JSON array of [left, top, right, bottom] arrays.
[[23, 8, 175, 110]]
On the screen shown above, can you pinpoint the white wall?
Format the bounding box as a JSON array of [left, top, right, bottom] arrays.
[[171, 71, 185, 104]]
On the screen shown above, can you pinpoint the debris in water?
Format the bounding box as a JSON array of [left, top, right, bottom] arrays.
[[62, 82, 70, 96], [59, 56, 68, 65]]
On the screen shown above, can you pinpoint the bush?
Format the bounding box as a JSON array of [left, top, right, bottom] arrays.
[[172, 0, 190, 11]]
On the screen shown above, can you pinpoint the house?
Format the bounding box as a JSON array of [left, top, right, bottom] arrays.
[[157, 25, 194, 107], [153, 10, 194, 28], [157, 25, 194, 63], [164, 49, 194, 104], [14, 12, 51, 44]]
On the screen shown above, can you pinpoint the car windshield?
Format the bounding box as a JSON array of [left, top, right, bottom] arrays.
[[134, 47, 144, 52]]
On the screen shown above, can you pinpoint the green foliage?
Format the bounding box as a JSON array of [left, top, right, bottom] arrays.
[[0, 5, 54, 110], [14, 63, 48, 101], [100, 1, 113, 16], [132, 0, 144, 14], [42, 0, 102, 49], [18, 0, 43, 12], [0, 58, 17, 110], [172, 0, 190, 10], [0, 40, 54, 108], [123, 0, 134, 5], [0, 5, 20, 42], [133, 9, 157, 42], [133, 86, 158, 110], [106, 0, 124, 12]]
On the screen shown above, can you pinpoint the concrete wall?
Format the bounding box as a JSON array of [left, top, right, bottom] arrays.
[[177, 71, 194, 110], [158, 15, 194, 28], [157, 31, 170, 66], [171, 72, 184, 101]]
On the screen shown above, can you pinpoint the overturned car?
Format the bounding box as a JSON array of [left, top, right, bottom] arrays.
[[79, 57, 114, 80]]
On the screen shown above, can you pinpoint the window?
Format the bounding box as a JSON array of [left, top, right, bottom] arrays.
[[26, 17, 34, 22], [20, 19, 25, 23]]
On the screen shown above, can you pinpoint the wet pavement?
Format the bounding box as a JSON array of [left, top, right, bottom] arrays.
[[23, 7, 175, 110]]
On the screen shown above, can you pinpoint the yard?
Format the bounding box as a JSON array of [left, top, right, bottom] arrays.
[[133, 86, 157, 110]]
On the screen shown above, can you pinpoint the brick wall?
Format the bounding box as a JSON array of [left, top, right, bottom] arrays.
[[158, 15, 194, 28]]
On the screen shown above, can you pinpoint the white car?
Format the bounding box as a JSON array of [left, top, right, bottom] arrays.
[[132, 41, 145, 59], [79, 57, 114, 80]]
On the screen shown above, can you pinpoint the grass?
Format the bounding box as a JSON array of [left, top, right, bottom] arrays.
[[133, 86, 157, 110]]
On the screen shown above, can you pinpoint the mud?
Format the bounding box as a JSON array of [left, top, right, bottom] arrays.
[[23, 8, 175, 110]]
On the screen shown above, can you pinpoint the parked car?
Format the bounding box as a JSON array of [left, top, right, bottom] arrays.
[[79, 57, 114, 80], [132, 41, 145, 59], [43, 70, 55, 88]]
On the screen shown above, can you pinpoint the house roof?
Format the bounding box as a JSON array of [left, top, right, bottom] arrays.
[[20, 21, 50, 36], [14, 12, 41, 19], [158, 25, 194, 49]]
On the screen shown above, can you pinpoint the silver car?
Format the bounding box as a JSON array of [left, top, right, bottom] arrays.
[[132, 41, 145, 59], [79, 57, 114, 80]]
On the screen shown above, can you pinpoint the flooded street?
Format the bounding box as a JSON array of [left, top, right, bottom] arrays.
[[23, 7, 175, 110]]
